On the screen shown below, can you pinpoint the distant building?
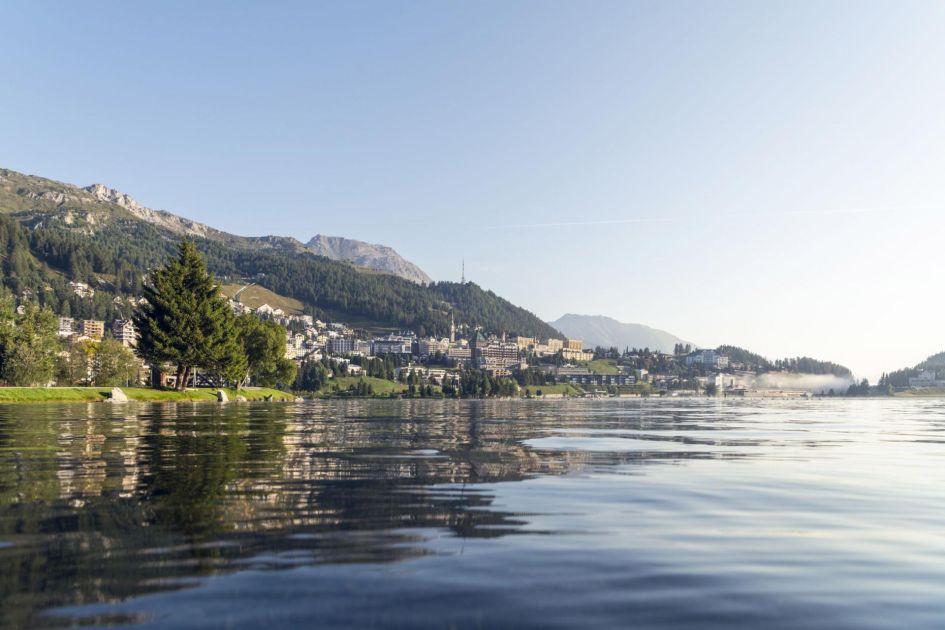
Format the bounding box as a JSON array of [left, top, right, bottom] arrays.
[[565, 339, 583, 351], [685, 349, 730, 368], [471, 333, 522, 371], [447, 343, 472, 365], [111, 319, 136, 347], [562, 347, 594, 362], [418, 337, 450, 357], [81, 320, 105, 340], [548, 364, 633, 386], [909, 369, 943, 388], [58, 317, 75, 338], [372, 334, 414, 356], [328, 336, 355, 355], [514, 336, 536, 350], [69, 281, 94, 298]]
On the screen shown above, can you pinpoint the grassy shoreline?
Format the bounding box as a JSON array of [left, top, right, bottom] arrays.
[[0, 387, 295, 403]]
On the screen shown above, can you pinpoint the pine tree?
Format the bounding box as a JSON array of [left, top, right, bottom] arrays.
[[134, 241, 238, 390]]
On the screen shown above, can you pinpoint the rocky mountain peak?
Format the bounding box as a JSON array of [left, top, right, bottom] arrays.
[[82, 182, 210, 238], [305, 234, 432, 285], [83, 183, 144, 212]]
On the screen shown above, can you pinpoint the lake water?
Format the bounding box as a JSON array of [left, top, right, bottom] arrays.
[[2, 398, 945, 628]]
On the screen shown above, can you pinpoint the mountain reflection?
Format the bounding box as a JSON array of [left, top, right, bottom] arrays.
[[0, 399, 740, 626]]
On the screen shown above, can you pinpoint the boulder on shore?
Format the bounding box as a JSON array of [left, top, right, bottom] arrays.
[[108, 387, 129, 403], [235, 395, 248, 402], [217, 389, 229, 403]]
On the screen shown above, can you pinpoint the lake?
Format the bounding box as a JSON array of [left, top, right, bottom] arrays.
[[2, 398, 945, 628]]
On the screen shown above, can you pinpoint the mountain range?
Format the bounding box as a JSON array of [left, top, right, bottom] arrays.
[[549, 314, 694, 353], [85, 183, 433, 284], [0, 167, 557, 339]]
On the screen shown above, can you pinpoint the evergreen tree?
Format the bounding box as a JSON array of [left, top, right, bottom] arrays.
[[134, 241, 238, 390]]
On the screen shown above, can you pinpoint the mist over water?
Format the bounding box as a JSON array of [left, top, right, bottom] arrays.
[[743, 372, 855, 393], [2, 398, 945, 628]]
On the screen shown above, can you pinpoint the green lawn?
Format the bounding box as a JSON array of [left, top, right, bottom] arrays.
[[520, 383, 583, 397], [586, 359, 619, 375], [220, 283, 305, 315], [0, 386, 294, 403], [895, 388, 945, 397], [317, 376, 408, 397]]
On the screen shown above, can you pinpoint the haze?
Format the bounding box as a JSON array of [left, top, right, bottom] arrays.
[[2, 1, 943, 379]]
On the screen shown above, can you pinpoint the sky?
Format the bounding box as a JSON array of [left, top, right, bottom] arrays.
[[2, 0, 944, 379]]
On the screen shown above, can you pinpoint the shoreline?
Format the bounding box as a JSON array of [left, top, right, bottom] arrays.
[[0, 387, 932, 404], [0, 386, 294, 404]]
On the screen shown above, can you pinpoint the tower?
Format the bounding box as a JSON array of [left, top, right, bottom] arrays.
[[449, 311, 456, 343]]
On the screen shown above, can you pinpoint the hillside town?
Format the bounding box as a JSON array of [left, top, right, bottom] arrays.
[[225, 294, 841, 398]]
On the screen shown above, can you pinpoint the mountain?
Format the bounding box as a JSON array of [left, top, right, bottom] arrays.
[[549, 314, 693, 353], [305, 234, 431, 285], [0, 167, 559, 339]]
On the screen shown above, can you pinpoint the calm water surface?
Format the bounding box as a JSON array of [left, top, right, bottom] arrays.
[[2, 398, 945, 628]]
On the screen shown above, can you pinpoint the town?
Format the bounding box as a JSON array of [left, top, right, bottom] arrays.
[[40, 279, 865, 399]]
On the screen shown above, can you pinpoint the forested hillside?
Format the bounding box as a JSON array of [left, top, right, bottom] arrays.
[[0, 168, 560, 338], [882, 351, 945, 388], [717, 345, 851, 377]]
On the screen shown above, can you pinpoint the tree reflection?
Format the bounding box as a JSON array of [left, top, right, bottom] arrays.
[[0, 399, 736, 626]]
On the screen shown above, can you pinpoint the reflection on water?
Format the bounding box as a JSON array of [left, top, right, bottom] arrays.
[[2, 399, 945, 628]]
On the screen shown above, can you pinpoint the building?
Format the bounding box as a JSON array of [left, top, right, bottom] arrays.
[[418, 337, 450, 357], [565, 339, 583, 351], [546, 338, 564, 353], [327, 336, 355, 355], [471, 333, 522, 370], [447, 343, 472, 365], [111, 319, 136, 347], [562, 347, 594, 362], [909, 369, 944, 388], [685, 349, 730, 368], [58, 317, 75, 338], [396, 365, 450, 384], [81, 320, 105, 340], [549, 364, 633, 386], [372, 334, 414, 356], [69, 281, 94, 298], [514, 336, 535, 350]]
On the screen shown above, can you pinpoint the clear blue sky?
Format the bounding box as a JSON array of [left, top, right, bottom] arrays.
[[2, 1, 944, 379]]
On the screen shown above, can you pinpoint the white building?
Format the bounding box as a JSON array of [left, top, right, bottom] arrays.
[[111, 319, 137, 347], [685, 349, 730, 368], [58, 317, 75, 338], [909, 369, 943, 388]]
